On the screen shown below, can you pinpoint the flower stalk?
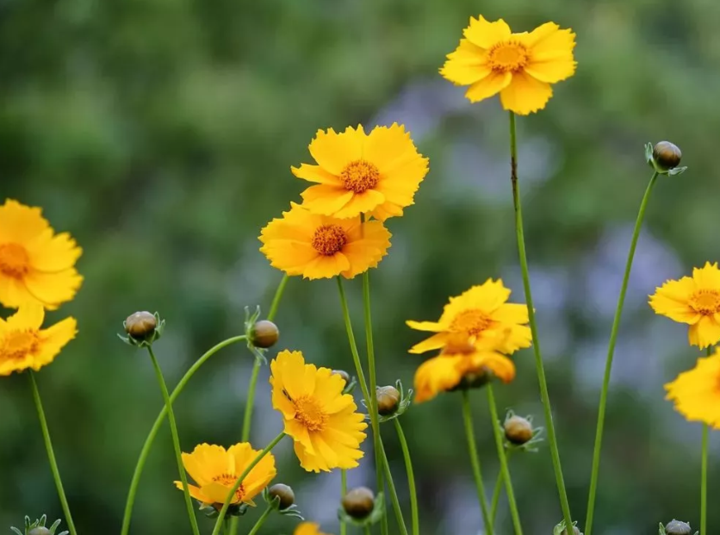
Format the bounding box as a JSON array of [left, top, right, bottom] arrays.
[[394, 418, 420, 535], [461, 390, 493, 534], [341, 469, 348, 535], [247, 504, 274, 535]]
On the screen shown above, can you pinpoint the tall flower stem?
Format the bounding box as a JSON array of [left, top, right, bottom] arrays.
[[29, 372, 78, 535], [461, 390, 493, 534], [247, 504, 274, 535], [394, 419, 419, 535], [121, 335, 246, 535], [147, 346, 201, 535], [378, 437, 410, 535], [490, 459, 506, 523], [701, 423, 709, 535], [340, 469, 348, 535], [508, 110, 572, 531], [584, 171, 659, 535]]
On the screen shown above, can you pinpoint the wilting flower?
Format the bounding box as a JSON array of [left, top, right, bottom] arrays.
[[650, 262, 720, 348], [270, 350, 367, 472], [440, 16, 576, 114], [174, 443, 276, 506], [0, 200, 83, 309], [295, 523, 331, 535], [665, 352, 720, 428], [259, 203, 390, 280], [292, 124, 429, 220], [0, 302, 77, 376], [406, 279, 531, 355]]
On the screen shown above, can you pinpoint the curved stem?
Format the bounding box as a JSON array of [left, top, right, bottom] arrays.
[[267, 274, 289, 322], [394, 419, 419, 535], [247, 504, 274, 535], [461, 390, 493, 534], [29, 372, 78, 535], [490, 460, 506, 523], [508, 110, 573, 531], [378, 437, 410, 535], [147, 346, 201, 535], [584, 171, 659, 535], [121, 335, 247, 535], [241, 362, 262, 442]]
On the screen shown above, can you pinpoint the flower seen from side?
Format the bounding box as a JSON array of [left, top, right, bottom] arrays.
[[295, 522, 332, 535], [665, 351, 720, 428]]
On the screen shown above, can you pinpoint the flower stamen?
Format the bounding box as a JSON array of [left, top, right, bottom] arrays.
[[293, 396, 327, 432], [486, 41, 529, 73], [0, 243, 30, 278], [311, 225, 347, 256], [0, 329, 40, 362], [450, 309, 492, 336], [690, 289, 720, 316], [340, 160, 380, 193]]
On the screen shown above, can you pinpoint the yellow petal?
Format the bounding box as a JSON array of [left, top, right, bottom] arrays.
[[291, 163, 343, 185], [332, 190, 385, 219], [405, 320, 444, 332], [500, 71, 553, 115], [463, 16, 511, 49], [26, 231, 83, 273], [465, 71, 512, 103], [7, 302, 45, 330], [302, 253, 350, 279], [693, 262, 720, 289], [0, 199, 50, 244], [408, 332, 449, 354], [308, 126, 364, 175], [689, 316, 720, 349], [649, 277, 698, 324], [301, 185, 354, 216], [32, 317, 77, 371], [524, 23, 576, 61], [525, 56, 577, 83], [23, 268, 83, 309]]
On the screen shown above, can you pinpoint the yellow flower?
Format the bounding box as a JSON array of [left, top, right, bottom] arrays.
[[665, 352, 720, 428], [650, 262, 720, 349], [440, 16, 576, 114], [295, 523, 332, 535], [270, 350, 367, 473], [259, 203, 391, 280], [292, 124, 429, 220], [0, 302, 77, 376], [174, 443, 276, 506], [406, 279, 532, 355], [0, 199, 83, 309]]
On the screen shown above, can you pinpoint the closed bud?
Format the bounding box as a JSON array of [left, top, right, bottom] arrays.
[[653, 141, 682, 171], [28, 529, 51, 535], [504, 415, 533, 445], [125, 311, 157, 339], [665, 520, 692, 535], [561, 527, 582, 535], [342, 486, 375, 519], [268, 483, 295, 510], [376, 385, 400, 415], [332, 369, 351, 384], [251, 320, 279, 348]]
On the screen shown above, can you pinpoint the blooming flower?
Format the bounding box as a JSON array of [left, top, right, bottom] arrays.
[[440, 16, 576, 114], [259, 203, 390, 280], [649, 262, 720, 349], [270, 350, 367, 473], [665, 352, 720, 428], [292, 124, 429, 220], [174, 443, 276, 506], [0, 199, 83, 309], [0, 302, 77, 376], [295, 523, 331, 535], [406, 279, 532, 355]]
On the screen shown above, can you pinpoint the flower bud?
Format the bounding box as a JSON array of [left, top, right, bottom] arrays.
[[251, 320, 279, 348], [561, 527, 581, 535], [504, 415, 533, 445], [342, 486, 375, 519], [653, 141, 682, 170], [665, 520, 692, 535], [268, 483, 295, 510], [376, 385, 400, 415], [332, 369, 351, 384], [125, 311, 157, 339], [28, 529, 51, 535]]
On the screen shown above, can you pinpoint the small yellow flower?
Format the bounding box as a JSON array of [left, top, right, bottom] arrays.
[[0, 199, 83, 309], [665, 352, 720, 428], [292, 124, 429, 220], [174, 443, 276, 506], [440, 16, 576, 114], [295, 522, 332, 535], [259, 203, 391, 280], [406, 279, 531, 355], [270, 350, 367, 473], [0, 302, 77, 376], [650, 262, 720, 349]]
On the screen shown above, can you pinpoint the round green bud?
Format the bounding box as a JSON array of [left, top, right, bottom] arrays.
[[665, 519, 692, 535], [342, 486, 375, 519], [251, 320, 279, 348], [125, 311, 157, 339], [653, 141, 682, 170], [376, 385, 401, 415], [268, 483, 295, 510]]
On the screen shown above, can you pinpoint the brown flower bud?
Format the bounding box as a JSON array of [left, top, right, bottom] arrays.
[[251, 320, 279, 348], [653, 141, 682, 170], [665, 520, 692, 535], [125, 311, 157, 339], [268, 483, 295, 510], [28, 529, 52, 535], [503, 415, 533, 445], [332, 369, 351, 384], [376, 385, 400, 415], [561, 527, 581, 535], [342, 486, 375, 519]]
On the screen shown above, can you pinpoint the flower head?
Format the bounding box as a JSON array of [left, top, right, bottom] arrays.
[[0, 200, 83, 309], [292, 124, 429, 220], [665, 352, 720, 428], [295, 523, 331, 535], [270, 350, 367, 472], [0, 303, 77, 376], [650, 262, 720, 348], [260, 203, 390, 280], [174, 443, 276, 507], [440, 16, 576, 114]]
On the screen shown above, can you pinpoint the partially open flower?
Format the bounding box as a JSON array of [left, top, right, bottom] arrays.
[[376, 385, 401, 415], [125, 311, 157, 339], [268, 483, 295, 510], [251, 320, 280, 348], [342, 487, 375, 519], [504, 415, 533, 445], [653, 141, 682, 171], [664, 519, 692, 535]]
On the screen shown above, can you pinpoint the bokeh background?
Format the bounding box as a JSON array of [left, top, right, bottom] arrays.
[[1, 0, 719, 533]]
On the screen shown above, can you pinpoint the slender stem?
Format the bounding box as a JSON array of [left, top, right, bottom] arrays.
[[147, 346, 201, 535], [267, 274, 289, 322], [490, 467, 503, 523], [247, 504, 274, 535], [508, 110, 573, 531], [394, 419, 419, 535], [29, 372, 78, 535], [378, 437, 410, 535], [487, 385, 522, 535], [341, 469, 348, 535], [461, 390, 493, 534], [211, 432, 286, 534], [702, 423, 708, 535], [365, 526, 372, 535], [121, 335, 247, 535], [584, 171, 659, 535], [241, 362, 262, 442]]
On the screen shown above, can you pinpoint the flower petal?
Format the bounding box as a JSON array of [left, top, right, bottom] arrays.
[[463, 16, 511, 49], [465, 71, 512, 103], [308, 126, 364, 175], [500, 71, 553, 115], [291, 163, 343, 185]]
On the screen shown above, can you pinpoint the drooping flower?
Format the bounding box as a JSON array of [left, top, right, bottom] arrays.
[[440, 16, 576, 114], [406, 279, 532, 355], [0, 302, 77, 376], [174, 443, 276, 507], [650, 262, 720, 349], [0, 199, 83, 309], [259, 203, 391, 280], [295, 522, 332, 535], [270, 350, 367, 473], [665, 352, 720, 428], [292, 124, 429, 220]]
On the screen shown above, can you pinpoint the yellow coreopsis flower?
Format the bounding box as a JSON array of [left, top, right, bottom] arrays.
[[406, 279, 532, 355], [270, 350, 367, 473], [650, 262, 720, 349], [259, 203, 391, 280], [440, 16, 577, 114], [174, 443, 276, 506], [292, 124, 429, 220], [665, 352, 720, 428], [0, 302, 77, 376], [295, 522, 332, 535]]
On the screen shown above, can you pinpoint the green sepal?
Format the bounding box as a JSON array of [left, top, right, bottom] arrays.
[[244, 306, 268, 365], [10, 515, 68, 535], [118, 312, 165, 348], [261, 488, 305, 520]]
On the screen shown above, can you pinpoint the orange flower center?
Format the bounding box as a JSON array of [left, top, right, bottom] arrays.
[[212, 473, 245, 503], [442, 334, 476, 356], [1, 330, 40, 362], [312, 225, 347, 256], [450, 309, 492, 336], [293, 396, 327, 432], [487, 41, 529, 73], [340, 160, 380, 193], [0, 243, 30, 278], [690, 289, 720, 315]]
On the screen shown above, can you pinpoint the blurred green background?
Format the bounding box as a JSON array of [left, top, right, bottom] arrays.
[[2, 0, 719, 533]]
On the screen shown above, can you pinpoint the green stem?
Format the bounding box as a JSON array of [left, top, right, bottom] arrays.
[[341, 469, 348, 535], [702, 423, 708, 535], [29, 372, 78, 535], [490, 465, 504, 523], [267, 274, 289, 322], [394, 419, 419, 535], [508, 110, 573, 531], [378, 437, 410, 535], [487, 385, 522, 535], [584, 171, 659, 535], [365, 526, 372, 535], [121, 335, 247, 535], [247, 504, 274, 535], [461, 390, 493, 534], [210, 432, 286, 534], [147, 346, 201, 535]]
